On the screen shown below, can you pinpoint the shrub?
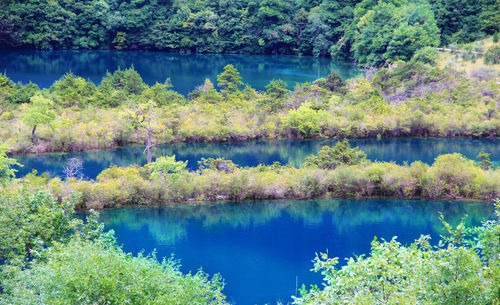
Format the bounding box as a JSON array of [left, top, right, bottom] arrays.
[[3, 237, 228, 304], [303, 139, 367, 169]]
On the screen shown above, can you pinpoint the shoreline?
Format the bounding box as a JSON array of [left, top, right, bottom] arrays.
[[9, 134, 500, 157]]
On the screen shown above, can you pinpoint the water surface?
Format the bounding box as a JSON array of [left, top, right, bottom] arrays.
[[96, 198, 494, 305], [0, 50, 359, 94], [14, 137, 500, 179]]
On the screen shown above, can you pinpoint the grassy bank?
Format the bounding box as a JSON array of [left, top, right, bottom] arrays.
[[1, 60, 499, 155]]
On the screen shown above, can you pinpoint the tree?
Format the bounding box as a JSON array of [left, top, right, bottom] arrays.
[[63, 157, 84, 179], [149, 155, 188, 184], [261, 79, 290, 111], [21, 95, 56, 144], [314, 70, 346, 94], [217, 64, 243, 95], [340, 0, 440, 66], [0, 144, 20, 185], [477, 150, 492, 170], [303, 139, 367, 169], [127, 100, 165, 164]]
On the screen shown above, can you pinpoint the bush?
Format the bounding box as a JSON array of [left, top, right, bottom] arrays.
[[3, 236, 228, 304]]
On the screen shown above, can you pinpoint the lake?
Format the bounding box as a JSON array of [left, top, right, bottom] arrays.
[[0, 50, 360, 94], [14, 137, 500, 179], [95, 198, 495, 305]]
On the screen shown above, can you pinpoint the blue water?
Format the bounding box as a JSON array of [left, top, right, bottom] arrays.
[[14, 137, 500, 179], [95, 198, 494, 305], [0, 50, 359, 94]]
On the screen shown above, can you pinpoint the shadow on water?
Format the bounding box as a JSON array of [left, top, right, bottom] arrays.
[[14, 137, 500, 180], [85, 198, 495, 305]]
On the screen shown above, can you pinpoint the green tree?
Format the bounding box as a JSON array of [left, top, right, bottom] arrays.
[[341, 0, 440, 66], [314, 70, 346, 94], [477, 150, 492, 170], [21, 95, 56, 144], [149, 155, 188, 184], [217, 64, 243, 95], [261, 79, 290, 111], [303, 139, 367, 169]]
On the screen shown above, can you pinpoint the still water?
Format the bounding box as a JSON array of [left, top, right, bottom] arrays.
[[14, 137, 500, 179], [0, 50, 359, 94], [96, 198, 494, 305]]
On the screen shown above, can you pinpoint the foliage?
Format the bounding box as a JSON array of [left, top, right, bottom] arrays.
[[21, 95, 56, 144], [478, 150, 493, 170], [339, 0, 440, 66], [0, 144, 20, 185], [149, 155, 188, 184], [0, 190, 81, 268], [198, 158, 238, 173], [314, 70, 346, 94], [293, 201, 500, 304], [0, 0, 496, 62], [261, 79, 290, 112], [484, 45, 500, 65], [217, 64, 243, 95], [412, 46, 440, 64], [2, 236, 228, 305], [282, 102, 328, 137], [303, 140, 367, 169]]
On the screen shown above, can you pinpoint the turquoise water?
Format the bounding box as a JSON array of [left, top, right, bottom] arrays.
[[96, 198, 494, 305], [0, 50, 359, 94], [14, 137, 500, 179]]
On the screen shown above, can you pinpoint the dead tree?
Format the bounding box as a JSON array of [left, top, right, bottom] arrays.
[[63, 157, 83, 179], [128, 101, 165, 164]]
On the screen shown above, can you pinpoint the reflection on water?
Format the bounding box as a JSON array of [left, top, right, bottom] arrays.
[[15, 137, 500, 179], [93, 198, 494, 305], [0, 50, 359, 94]]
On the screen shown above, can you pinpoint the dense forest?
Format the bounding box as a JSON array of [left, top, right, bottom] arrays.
[[1, 0, 498, 65]]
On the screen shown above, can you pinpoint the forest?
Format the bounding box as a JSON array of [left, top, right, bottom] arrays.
[[0, 0, 499, 66]]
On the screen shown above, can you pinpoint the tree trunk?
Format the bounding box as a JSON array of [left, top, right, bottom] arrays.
[[147, 116, 152, 164], [31, 125, 38, 144]]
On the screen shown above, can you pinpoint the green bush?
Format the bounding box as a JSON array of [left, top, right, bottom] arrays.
[[3, 236, 228, 304]]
